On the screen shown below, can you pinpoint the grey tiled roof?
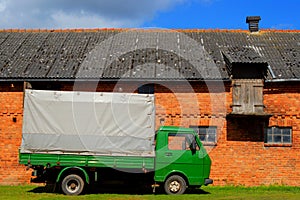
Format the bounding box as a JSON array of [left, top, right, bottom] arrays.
[[0, 29, 299, 81], [222, 47, 267, 64]]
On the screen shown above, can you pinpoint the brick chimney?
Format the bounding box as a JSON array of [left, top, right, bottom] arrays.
[[246, 16, 261, 32]]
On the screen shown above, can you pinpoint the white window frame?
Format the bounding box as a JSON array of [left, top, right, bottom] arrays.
[[265, 126, 292, 144]]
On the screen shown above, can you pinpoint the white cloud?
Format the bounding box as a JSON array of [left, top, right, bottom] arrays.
[[0, 0, 187, 29], [51, 10, 143, 28], [0, 0, 7, 12]]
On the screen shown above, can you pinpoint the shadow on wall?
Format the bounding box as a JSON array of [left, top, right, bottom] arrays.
[[226, 116, 269, 142]]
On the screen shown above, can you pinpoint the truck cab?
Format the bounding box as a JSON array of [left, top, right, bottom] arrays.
[[154, 126, 213, 194]]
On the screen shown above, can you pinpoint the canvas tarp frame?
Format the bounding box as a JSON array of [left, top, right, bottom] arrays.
[[21, 89, 156, 157]]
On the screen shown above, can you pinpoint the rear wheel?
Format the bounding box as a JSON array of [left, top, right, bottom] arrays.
[[61, 174, 84, 195], [164, 175, 187, 195]]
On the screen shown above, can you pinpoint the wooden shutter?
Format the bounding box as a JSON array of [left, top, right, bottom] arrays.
[[232, 79, 264, 114]]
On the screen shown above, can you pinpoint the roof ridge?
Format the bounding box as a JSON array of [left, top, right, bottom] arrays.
[[0, 28, 126, 33], [0, 28, 300, 33]]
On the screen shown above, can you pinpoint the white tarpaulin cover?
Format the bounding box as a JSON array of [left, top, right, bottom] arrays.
[[21, 90, 155, 157]]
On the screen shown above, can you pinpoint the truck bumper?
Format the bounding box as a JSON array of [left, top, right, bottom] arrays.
[[204, 178, 213, 186]]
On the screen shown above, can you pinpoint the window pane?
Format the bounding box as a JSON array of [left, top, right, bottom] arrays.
[[199, 134, 206, 142], [189, 126, 217, 144], [274, 128, 281, 135], [283, 136, 291, 143], [207, 129, 215, 134], [267, 135, 273, 143], [267, 128, 272, 135], [208, 134, 216, 143], [199, 128, 206, 134], [282, 129, 291, 136], [138, 84, 154, 94], [168, 134, 197, 150], [274, 135, 282, 143], [168, 135, 186, 150]]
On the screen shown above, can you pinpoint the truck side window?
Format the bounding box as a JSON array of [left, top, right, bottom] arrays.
[[168, 133, 199, 150]]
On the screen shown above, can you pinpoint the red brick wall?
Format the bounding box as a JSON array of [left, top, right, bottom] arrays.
[[0, 83, 31, 185], [154, 81, 300, 186], [209, 81, 300, 186], [0, 80, 299, 186], [154, 81, 230, 129]]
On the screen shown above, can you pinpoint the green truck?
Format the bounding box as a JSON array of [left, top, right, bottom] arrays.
[[19, 90, 213, 195]]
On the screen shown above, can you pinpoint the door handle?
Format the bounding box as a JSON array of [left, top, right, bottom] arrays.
[[165, 152, 173, 156]]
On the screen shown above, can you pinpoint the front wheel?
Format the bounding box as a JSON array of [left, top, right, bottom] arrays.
[[164, 175, 187, 195], [61, 174, 85, 195]]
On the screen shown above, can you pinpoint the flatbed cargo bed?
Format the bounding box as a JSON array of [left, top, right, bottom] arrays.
[[19, 153, 155, 170]]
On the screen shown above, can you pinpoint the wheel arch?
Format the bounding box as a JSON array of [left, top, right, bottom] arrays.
[[56, 166, 89, 184], [164, 171, 189, 186]]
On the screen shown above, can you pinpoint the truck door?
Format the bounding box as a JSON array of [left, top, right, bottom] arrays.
[[155, 132, 204, 185]]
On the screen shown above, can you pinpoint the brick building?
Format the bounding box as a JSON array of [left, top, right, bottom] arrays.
[[0, 23, 300, 185]]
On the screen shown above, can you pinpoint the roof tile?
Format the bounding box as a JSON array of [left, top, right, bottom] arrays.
[[0, 29, 299, 80]]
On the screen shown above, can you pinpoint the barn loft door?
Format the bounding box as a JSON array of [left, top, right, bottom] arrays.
[[232, 79, 264, 114]]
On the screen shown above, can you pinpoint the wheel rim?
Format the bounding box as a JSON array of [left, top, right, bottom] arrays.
[[169, 180, 181, 193], [66, 180, 80, 193]]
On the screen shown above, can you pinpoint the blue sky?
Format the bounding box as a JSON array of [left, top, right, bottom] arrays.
[[0, 0, 299, 30], [145, 0, 300, 30]]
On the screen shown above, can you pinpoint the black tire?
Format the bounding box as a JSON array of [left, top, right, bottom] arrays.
[[61, 174, 85, 195], [164, 175, 187, 195]]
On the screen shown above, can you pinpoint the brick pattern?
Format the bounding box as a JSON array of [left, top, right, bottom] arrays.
[[0, 83, 31, 185], [209, 82, 300, 186], [0, 81, 299, 186]]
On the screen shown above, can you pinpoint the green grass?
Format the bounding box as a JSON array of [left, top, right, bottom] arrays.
[[0, 185, 300, 200]]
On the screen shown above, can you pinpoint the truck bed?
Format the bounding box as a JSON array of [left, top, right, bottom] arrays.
[[21, 90, 156, 157], [19, 153, 155, 170]]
